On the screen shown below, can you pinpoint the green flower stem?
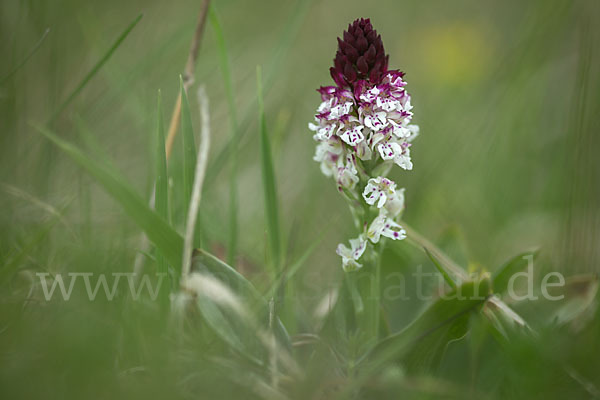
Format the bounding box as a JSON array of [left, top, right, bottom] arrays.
[[344, 179, 385, 346], [357, 240, 385, 347]]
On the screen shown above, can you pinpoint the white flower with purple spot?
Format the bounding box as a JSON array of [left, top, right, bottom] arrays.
[[377, 140, 403, 161], [337, 154, 359, 189], [359, 87, 381, 103], [329, 101, 353, 120], [367, 213, 407, 244], [336, 235, 367, 271], [313, 139, 343, 177], [386, 187, 405, 217], [364, 111, 388, 132], [309, 121, 338, 141], [393, 144, 413, 171], [376, 97, 401, 112], [363, 176, 397, 208], [339, 125, 365, 146]]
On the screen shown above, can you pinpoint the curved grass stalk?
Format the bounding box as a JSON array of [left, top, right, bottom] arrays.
[[181, 86, 211, 279]]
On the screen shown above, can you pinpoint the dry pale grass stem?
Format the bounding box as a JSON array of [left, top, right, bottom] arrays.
[[181, 86, 211, 279]]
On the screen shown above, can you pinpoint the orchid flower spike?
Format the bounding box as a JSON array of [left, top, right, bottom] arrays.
[[309, 18, 419, 270]]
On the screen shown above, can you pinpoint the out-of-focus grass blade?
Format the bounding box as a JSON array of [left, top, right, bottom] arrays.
[[47, 13, 143, 124], [546, 274, 599, 327], [180, 76, 197, 216], [34, 124, 184, 269], [399, 220, 469, 283], [480, 295, 531, 343], [155, 91, 170, 295], [257, 66, 281, 275], [191, 250, 291, 351], [492, 249, 539, 295], [155, 91, 168, 224], [203, 0, 312, 199], [73, 115, 116, 170], [208, 5, 239, 266], [425, 247, 458, 290], [0, 28, 50, 85], [264, 227, 328, 299], [262, 0, 312, 89], [0, 203, 70, 286]]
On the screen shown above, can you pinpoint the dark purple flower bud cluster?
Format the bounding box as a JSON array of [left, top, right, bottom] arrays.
[[330, 18, 390, 88]]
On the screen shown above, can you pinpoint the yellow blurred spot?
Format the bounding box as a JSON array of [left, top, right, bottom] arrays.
[[416, 22, 493, 85]]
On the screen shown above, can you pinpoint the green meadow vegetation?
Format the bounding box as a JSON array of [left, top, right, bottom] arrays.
[[1, 0, 600, 399]]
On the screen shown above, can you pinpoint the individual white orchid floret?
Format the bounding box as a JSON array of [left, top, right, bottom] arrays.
[[328, 101, 353, 120], [359, 86, 381, 103], [363, 176, 397, 208], [364, 112, 388, 132], [309, 121, 338, 141], [377, 140, 403, 161], [316, 98, 333, 114], [385, 187, 405, 217], [336, 154, 359, 189], [313, 139, 343, 177], [388, 119, 411, 139], [339, 125, 365, 146], [406, 124, 419, 142], [376, 97, 401, 112], [375, 139, 414, 170], [367, 213, 407, 244], [336, 235, 367, 271], [394, 145, 413, 170]]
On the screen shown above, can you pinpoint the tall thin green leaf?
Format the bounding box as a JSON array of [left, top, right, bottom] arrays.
[[155, 91, 169, 293], [206, 0, 313, 192], [155, 90, 168, 224], [425, 247, 458, 290], [0, 28, 50, 85], [180, 76, 197, 216], [35, 124, 184, 270], [209, 5, 239, 266], [47, 13, 143, 124], [256, 66, 281, 274]]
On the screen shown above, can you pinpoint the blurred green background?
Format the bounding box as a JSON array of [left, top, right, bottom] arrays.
[[1, 0, 599, 398]]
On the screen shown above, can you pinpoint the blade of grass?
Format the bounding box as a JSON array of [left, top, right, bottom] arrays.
[[264, 221, 335, 299], [425, 247, 458, 290], [181, 86, 211, 278], [257, 66, 281, 275], [180, 76, 197, 218], [47, 13, 143, 124], [73, 115, 116, 171], [164, 0, 210, 158], [203, 0, 313, 203], [0, 201, 72, 286], [34, 124, 184, 269], [0, 28, 50, 85], [133, 2, 210, 276], [399, 219, 469, 282], [262, 0, 312, 90], [155, 91, 169, 298], [155, 91, 169, 224], [208, 4, 239, 266]]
